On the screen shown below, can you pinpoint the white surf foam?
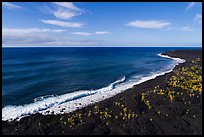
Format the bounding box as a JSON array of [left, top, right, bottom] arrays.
[[2, 76, 126, 121], [157, 53, 185, 64], [2, 54, 185, 121]]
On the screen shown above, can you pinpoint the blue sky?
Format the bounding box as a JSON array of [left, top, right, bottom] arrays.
[[2, 2, 202, 47]]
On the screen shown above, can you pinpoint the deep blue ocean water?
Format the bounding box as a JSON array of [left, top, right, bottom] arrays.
[[2, 47, 200, 108]]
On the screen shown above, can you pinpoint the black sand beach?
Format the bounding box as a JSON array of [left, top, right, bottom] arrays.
[[2, 49, 202, 135]]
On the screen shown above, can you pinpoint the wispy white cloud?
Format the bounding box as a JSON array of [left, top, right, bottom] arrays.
[[186, 2, 197, 11], [2, 33, 102, 47], [179, 26, 193, 31], [2, 2, 23, 10], [53, 2, 83, 12], [50, 2, 84, 20], [53, 8, 81, 20], [125, 20, 171, 29], [73, 32, 92, 36], [2, 28, 67, 34], [194, 14, 202, 23], [64, 39, 101, 46], [52, 29, 67, 33], [95, 31, 111, 34], [41, 19, 84, 28], [41, 2, 87, 28], [3, 34, 56, 46], [73, 31, 111, 36]]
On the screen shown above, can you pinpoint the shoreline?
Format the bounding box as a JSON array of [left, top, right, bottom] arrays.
[[2, 49, 202, 135], [2, 51, 185, 121]]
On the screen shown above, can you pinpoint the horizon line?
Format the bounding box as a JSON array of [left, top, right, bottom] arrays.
[[2, 46, 202, 48]]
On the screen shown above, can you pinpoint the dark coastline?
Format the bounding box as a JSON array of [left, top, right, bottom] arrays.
[[2, 49, 202, 135]]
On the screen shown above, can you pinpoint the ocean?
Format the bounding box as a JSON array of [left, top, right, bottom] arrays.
[[2, 47, 200, 121]]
